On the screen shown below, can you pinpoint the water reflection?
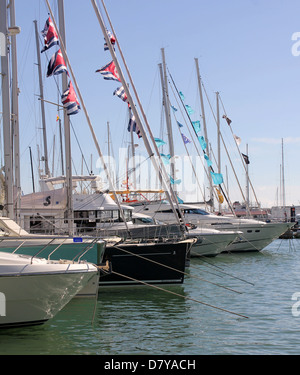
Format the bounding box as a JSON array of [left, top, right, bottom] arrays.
[[2, 240, 300, 355]]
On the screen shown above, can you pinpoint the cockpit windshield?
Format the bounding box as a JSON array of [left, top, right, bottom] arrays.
[[183, 208, 209, 215]]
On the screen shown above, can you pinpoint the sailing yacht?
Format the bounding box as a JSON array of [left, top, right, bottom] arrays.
[[131, 201, 292, 252]]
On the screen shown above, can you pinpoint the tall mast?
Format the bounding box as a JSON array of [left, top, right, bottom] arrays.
[[281, 138, 286, 209], [56, 116, 64, 175], [29, 146, 35, 193], [245, 143, 249, 208], [160, 48, 175, 192], [0, 0, 14, 219], [107, 121, 110, 158], [9, 0, 21, 222], [216, 91, 221, 212], [57, 0, 73, 235], [52, 134, 55, 176], [195, 58, 213, 210], [130, 122, 137, 190], [34, 20, 50, 177]]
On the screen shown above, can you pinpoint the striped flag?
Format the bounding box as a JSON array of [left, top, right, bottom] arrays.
[[104, 30, 116, 51], [41, 17, 59, 53], [47, 49, 68, 77], [113, 86, 128, 103], [61, 81, 80, 116], [128, 109, 141, 138], [96, 60, 120, 82]]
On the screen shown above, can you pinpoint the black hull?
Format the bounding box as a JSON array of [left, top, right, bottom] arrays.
[[99, 241, 190, 287], [0, 319, 47, 329]]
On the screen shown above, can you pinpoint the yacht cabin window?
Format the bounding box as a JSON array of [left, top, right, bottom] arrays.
[[74, 209, 132, 223]]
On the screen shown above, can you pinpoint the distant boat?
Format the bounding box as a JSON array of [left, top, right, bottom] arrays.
[[184, 226, 240, 257], [132, 201, 293, 252]]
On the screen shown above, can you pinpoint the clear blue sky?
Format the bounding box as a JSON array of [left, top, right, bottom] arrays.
[[9, 0, 300, 207]]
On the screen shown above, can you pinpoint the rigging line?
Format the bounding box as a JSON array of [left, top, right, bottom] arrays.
[[113, 154, 151, 188], [145, 65, 160, 116], [167, 78, 211, 210], [69, 121, 90, 174], [219, 94, 260, 209], [167, 69, 234, 214], [168, 70, 224, 205], [111, 270, 248, 319], [201, 83, 252, 217], [208, 142, 232, 208], [113, 244, 243, 295], [235, 232, 261, 252]]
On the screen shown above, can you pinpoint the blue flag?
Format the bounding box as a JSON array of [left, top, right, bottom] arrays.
[[192, 120, 201, 133], [169, 175, 181, 185], [204, 154, 212, 167], [177, 195, 184, 204], [160, 153, 171, 165], [210, 172, 223, 185], [185, 105, 194, 116], [181, 133, 191, 144], [154, 138, 166, 147], [198, 135, 207, 150]]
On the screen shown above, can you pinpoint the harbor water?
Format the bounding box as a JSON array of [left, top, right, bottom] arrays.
[[1, 238, 300, 355]]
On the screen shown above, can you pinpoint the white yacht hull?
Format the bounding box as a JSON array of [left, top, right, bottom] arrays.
[[221, 222, 292, 252], [0, 253, 99, 328], [135, 203, 293, 253], [186, 229, 239, 257]]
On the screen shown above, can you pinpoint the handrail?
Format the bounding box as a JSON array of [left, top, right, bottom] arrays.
[[0, 235, 106, 264], [47, 237, 68, 260], [75, 237, 100, 263], [30, 238, 56, 263]]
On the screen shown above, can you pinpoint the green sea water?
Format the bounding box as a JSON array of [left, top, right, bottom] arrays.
[[1, 239, 300, 355]]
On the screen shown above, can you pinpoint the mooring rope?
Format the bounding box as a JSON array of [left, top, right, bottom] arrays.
[[111, 243, 243, 294], [110, 270, 249, 319]]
